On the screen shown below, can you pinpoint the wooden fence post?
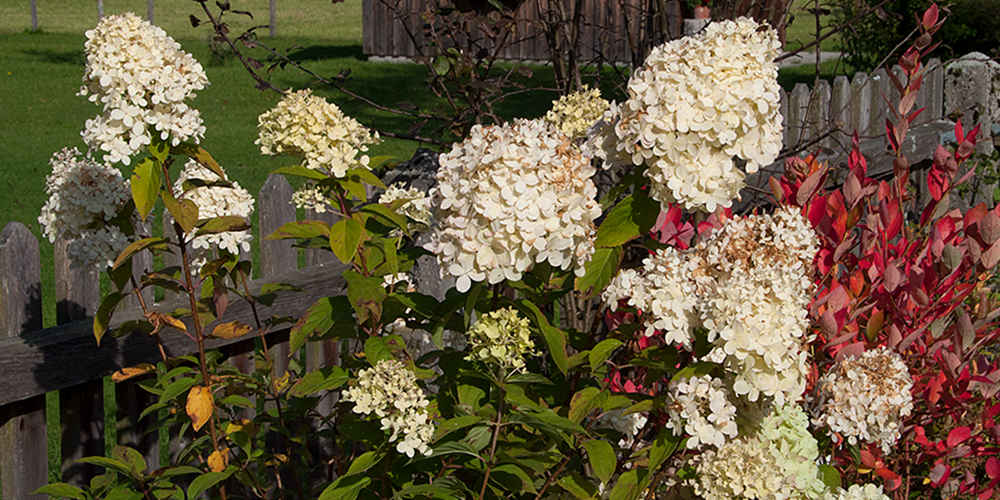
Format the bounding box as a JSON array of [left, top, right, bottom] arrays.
[[850, 72, 871, 140], [30, 0, 37, 31], [0, 222, 48, 499], [831, 75, 851, 151], [55, 238, 104, 487], [926, 58, 944, 122], [809, 80, 832, 149], [147, 0, 154, 25], [788, 83, 810, 149]]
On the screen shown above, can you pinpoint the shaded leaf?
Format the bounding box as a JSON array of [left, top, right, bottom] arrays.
[[111, 363, 156, 383]]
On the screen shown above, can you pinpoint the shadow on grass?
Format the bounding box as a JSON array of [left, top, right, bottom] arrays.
[[22, 48, 85, 65], [287, 44, 366, 62]]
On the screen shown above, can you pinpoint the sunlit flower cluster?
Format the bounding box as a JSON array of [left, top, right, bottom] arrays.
[[814, 347, 913, 453], [692, 404, 828, 500], [605, 207, 817, 406], [544, 86, 610, 140], [257, 89, 379, 178], [667, 374, 739, 449], [597, 409, 648, 448], [173, 160, 254, 270], [39, 148, 132, 269], [291, 182, 335, 213], [828, 484, 891, 500], [592, 17, 783, 212], [466, 307, 535, 373], [426, 119, 601, 292], [343, 359, 434, 457], [379, 183, 431, 230], [79, 13, 207, 165]]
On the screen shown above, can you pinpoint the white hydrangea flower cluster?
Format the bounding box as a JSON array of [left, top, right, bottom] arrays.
[[692, 404, 828, 500], [596, 409, 648, 448], [39, 148, 132, 269], [814, 347, 913, 453], [593, 17, 782, 212], [79, 13, 207, 165], [666, 374, 738, 449], [827, 484, 890, 500], [466, 307, 535, 373], [291, 182, 335, 213], [605, 208, 817, 406], [343, 359, 434, 457], [544, 86, 610, 140], [757, 404, 827, 500], [257, 89, 379, 178], [173, 160, 254, 270], [379, 183, 431, 229], [426, 119, 601, 292]]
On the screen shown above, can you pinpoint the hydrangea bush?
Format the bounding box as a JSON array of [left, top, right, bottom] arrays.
[[35, 6, 1000, 500]]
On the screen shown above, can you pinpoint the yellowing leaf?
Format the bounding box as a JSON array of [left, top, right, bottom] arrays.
[[111, 364, 156, 383], [207, 449, 229, 472], [186, 386, 214, 432], [210, 321, 252, 340], [273, 371, 290, 393], [226, 419, 258, 436], [161, 314, 187, 333]]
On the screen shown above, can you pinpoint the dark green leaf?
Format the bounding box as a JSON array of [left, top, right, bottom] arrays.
[[594, 191, 661, 248], [344, 450, 383, 477], [186, 467, 235, 499], [272, 165, 328, 180], [359, 203, 409, 236], [609, 468, 647, 500], [364, 336, 394, 365], [819, 465, 841, 489], [568, 387, 607, 424], [196, 215, 249, 236], [114, 237, 170, 271], [32, 483, 86, 499], [345, 270, 387, 323], [557, 473, 599, 499], [289, 296, 355, 352], [589, 339, 623, 373], [288, 366, 349, 396], [318, 475, 370, 500], [515, 299, 568, 375], [346, 166, 387, 189], [163, 188, 198, 234], [576, 246, 622, 297], [94, 292, 125, 346], [648, 426, 681, 473]]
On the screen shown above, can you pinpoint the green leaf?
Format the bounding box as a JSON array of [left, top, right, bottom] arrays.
[[464, 280, 484, 329], [575, 246, 622, 297], [568, 387, 608, 424], [648, 426, 681, 473], [149, 136, 170, 162], [319, 475, 371, 500], [131, 158, 161, 223], [162, 188, 199, 234], [344, 450, 383, 477], [589, 339, 623, 373], [359, 203, 409, 236], [434, 415, 485, 440], [609, 469, 647, 500], [113, 237, 170, 271], [160, 377, 198, 406], [272, 165, 329, 180], [818, 465, 841, 489], [383, 239, 399, 276], [289, 296, 355, 352], [491, 463, 538, 494], [32, 484, 86, 499], [196, 215, 249, 236], [329, 218, 364, 264], [671, 362, 719, 382], [186, 467, 235, 499], [558, 473, 599, 499], [346, 166, 387, 189], [94, 292, 125, 346], [584, 440, 616, 485], [76, 456, 133, 476], [344, 270, 387, 323], [594, 191, 661, 248], [364, 336, 394, 365], [425, 441, 485, 460], [265, 220, 331, 240], [515, 299, 568, 375], [288, 366, 349, 396], [109, 257, 132, 292], [170, 143, 226, 180], [112, 445, 147, 474]]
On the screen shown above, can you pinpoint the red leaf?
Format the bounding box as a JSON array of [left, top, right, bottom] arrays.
[[948, 426, 972, 447], [986, 457, 1000, 479], [956, 119, 964, 143], [797, 168, 826, 206], [929, 462, 951, 487], [884, 264, 904, 292], [860, 448, 877, 468], [923, 4, 939, 29], [875, 466, 902, 490]]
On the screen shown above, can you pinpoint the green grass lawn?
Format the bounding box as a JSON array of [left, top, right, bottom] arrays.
[[783, 0, 843, 52]]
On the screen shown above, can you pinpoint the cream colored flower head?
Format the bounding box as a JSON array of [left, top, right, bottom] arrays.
[[466, 308, 535, 372], [814, 346, 913, 453], [39, 148, 132, 269], [80, 13, 208, 165], [597, 17, 783, 212], [257, 89, 380, 178], [379, 183, 431, 230], [343, 359, 434, 457], [174, 160, 254, 271], [544, 86, 610, 140], [426, 119, 601, 292]]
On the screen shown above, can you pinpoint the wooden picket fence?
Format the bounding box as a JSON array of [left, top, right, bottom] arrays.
[[0, 174, 347, 499], [362, 0, 683, 64], [0, 57, 961, 499]]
